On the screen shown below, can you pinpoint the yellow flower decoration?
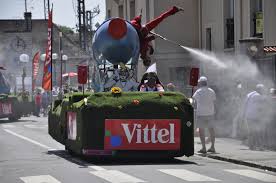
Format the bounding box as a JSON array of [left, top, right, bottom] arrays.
[[174, 106, 178, 111], [111, 87, 122, 97]]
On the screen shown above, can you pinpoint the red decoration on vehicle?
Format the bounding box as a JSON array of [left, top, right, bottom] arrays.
[[77, 65, 88, 84], [108, 18, 127, 39], [104, 119, 181, 150], [132, 99, 140, 105]]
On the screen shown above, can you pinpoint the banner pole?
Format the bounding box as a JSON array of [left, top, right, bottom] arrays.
[[50, 4, 53, 104], [82, 84, 84, 98]]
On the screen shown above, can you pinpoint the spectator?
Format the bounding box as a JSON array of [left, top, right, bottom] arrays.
[[41, 92, 49, 117], [34, 92, 42, 117], [264, 88, 276, 150], [167, 83, 176, 91], [192, 76, 216, 153], [138, 72, 164, 92], [242, 84, 266, 150], [231, 81, 244, 138]]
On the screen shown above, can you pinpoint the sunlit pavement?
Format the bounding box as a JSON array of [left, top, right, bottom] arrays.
[[194, 137, 276, 172], [1, 116, 276, 183]]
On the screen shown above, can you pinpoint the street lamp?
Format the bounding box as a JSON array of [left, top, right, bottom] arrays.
[[19, 53, 29, 92], [52, 53, 58, 86], [62, 54, 68, 74], [40, 53, 46, 61]]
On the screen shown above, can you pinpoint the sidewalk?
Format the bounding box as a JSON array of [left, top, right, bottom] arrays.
[[194, 137, 276, 172]]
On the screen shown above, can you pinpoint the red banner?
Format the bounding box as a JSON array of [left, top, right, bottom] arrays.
[[32, 51, 40, 91], [104, 119, 181, 150], [77, 65, 88, 84], [190, 68, 199, 86], [42, 10, 52, 91]]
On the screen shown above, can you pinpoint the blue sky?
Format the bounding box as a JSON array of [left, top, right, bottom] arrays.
[[0, 0, 106, 29]]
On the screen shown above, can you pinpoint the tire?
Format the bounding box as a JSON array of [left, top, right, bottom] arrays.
[[65, 146, 74, 156], [8, 116, 19, 122]]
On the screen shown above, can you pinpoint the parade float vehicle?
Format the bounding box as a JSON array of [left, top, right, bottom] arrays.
[[49, 9, 194, 158], [0, 68, 29, 121]]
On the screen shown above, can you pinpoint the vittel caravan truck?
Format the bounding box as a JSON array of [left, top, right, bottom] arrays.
[[48, 17, 194, 158]]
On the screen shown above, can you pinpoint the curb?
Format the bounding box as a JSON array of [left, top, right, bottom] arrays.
[[199, 153, 276, 173]]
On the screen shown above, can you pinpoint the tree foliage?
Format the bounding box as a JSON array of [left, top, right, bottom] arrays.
[[58, 25, 74, 34]]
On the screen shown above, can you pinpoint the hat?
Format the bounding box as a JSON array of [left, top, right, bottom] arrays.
[[270, 88, 275, 94], [256, 84, 264, 89], [145, 63, 157, 74], [198, 76, 207, 82]]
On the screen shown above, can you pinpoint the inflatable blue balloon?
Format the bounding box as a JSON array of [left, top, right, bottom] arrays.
[[92, 18, 140, 65]]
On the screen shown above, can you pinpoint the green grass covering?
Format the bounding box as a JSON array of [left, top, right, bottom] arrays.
[[78, 92, 190, 109], [0, 94, 17, 101]]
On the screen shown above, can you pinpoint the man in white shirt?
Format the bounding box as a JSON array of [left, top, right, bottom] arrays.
[[193, 76, 216, 153], [242, 84, 266, 150]]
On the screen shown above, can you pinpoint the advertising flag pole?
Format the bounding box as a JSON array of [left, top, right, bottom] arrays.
[[50, 4, 53, 104]]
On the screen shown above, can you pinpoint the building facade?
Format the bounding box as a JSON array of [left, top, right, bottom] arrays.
[[0, 13, 89, 92]]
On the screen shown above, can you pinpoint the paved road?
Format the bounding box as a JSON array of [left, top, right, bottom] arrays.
[[1, 117, 276, 183]]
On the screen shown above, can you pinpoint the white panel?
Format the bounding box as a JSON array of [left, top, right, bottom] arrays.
[[20, 175, 61, 183], [225, 169, 276, 182], [90, 170, 145, 183], [158, 169, 220, 182], [88, 165, 106, 171]]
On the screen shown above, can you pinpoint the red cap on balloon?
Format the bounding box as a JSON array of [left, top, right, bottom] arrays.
[[108, 18, 127, 40]]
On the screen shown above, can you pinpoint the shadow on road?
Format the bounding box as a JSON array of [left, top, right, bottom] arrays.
[[0, 119, 38, 124], [47, 150, 197, 167]]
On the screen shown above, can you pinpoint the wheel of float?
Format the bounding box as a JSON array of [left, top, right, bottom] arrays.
[[8, 115, 20, 122], [65, 146, 74, 155]]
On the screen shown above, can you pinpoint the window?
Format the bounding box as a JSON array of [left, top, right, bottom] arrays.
[[107, 9, 111, 19], [256, 0, 263, 11], [118, 5, 124, 18], [146, 0, 150, 22], [130, 0, 135, 20], [206, 28, 212, 51], [224, 0, 234, 48], [226, 18, 234, 48]]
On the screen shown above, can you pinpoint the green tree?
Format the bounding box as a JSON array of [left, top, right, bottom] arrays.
[[58, 25, 74, 34]]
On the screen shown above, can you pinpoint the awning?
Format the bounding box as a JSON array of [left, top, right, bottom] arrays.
[[264, 46, 276, 53], [62, 72, 78, 77]]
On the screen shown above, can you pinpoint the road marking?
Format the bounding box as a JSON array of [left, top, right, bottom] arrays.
[[225, 169, 276, 182], [88, 165, 107, 171], [4, 129, 51, 149], [20, 175, 61, 183], [90, 170, 145, 183], [158, 169, 220, 181], [1, 124, 16, 128], [24, 124, 47, 129]]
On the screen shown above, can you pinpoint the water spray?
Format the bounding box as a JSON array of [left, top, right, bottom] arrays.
[[150, 31, 227, 69]]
